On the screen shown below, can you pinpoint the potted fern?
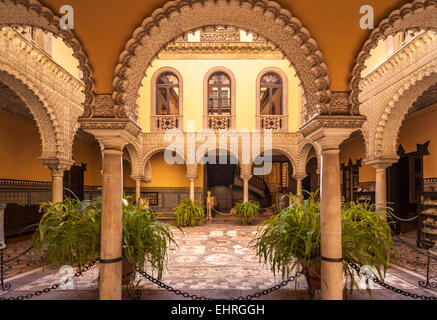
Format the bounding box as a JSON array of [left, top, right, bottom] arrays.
[[234, 200, 260, 225], [252, 192, 395, 298], [174, 199, 205, 227], [32, 195, 177, 284]]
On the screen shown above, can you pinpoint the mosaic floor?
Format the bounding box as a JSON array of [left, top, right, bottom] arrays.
[[2, 236, 44, 279], [391, 235, 437, 277], [5, 225, 421, 293]]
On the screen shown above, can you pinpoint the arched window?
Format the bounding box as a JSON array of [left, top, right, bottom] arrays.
[[208, 72, 231, 115], [156, 72, 179, 116], [260, 72, 282, 115]]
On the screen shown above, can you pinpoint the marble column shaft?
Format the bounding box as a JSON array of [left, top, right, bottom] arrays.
[[99, 148, 123, 300]]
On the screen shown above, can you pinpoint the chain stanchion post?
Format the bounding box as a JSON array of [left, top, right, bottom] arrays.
[[0, 244, 11, 291], [419, 253, 437, 289]]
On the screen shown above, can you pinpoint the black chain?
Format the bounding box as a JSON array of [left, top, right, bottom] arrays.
[[0, 260, 98, 300], [347, 260, 437, 300], [4, 246, 35, 263], [135, 267, 304, 300]]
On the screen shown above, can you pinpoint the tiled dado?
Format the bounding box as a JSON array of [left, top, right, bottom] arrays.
[[1, 180, 204, 212], [0, 179, 52, 206], [141, 187, 204, 211]]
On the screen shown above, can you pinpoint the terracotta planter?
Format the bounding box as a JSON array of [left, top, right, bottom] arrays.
[[122, 260, 133, 285], [306, 264, 321, 290]]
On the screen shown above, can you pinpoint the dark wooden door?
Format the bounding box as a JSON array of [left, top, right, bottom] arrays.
[[387, 156, 422, 234], [63, 164, 86, 201]]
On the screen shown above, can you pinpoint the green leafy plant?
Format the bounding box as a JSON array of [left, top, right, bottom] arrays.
[[342, 201, 395, 293], [122, 196, 178, 279], [32, 195, 177, 280], [253, 192, 320, 281], [252, 191, 395, 296], [174, 199, 205, 227], [234, 200, 260, 225], [32, 197, 101, 268]]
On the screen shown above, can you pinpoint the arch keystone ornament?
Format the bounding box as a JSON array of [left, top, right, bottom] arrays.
[[111, 0, 333, 126]]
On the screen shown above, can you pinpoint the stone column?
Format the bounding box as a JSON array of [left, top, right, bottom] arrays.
[[293, 174, 306, 204], [365, 158, 397, 217], [186, 164, 198, 202], [51, 170, 64, 203], [131, 176, 145, 205], [302, 118, 364, 301], [319, 146, 343, 300], [99, 144, 124, 300], [40, 158, 73, 203], [79, 104, 141, 301], [240, 164, 252, 203]]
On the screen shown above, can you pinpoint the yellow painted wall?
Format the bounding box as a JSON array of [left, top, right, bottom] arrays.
[[0, 111, 103, 184], [339, 135, 376, 183], [398, 104, 437, 179], [123, 160, 136, 187], [146, 153, 203, 188], [51, 36, 81, 80], [0, 111, 51, 181], [138, 58, 302, 132], [72, 140, 102, 186]]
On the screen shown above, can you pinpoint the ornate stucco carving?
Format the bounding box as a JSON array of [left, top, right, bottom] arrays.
[[295, 140, 321, 176], [0, 70, 57, 159], [350, 0, 437, 114], [0, 26, 85, 161], [359, 30, 437, 160], [0, 0, 95, 116], [119, 131, 329, 183], [328, 92, 351, 115], [111, 0, 332, 125]]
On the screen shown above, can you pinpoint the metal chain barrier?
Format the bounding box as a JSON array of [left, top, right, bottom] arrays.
[[259, 204, 277, 213], [388, 211, 418, 222], [4, 245, 34, 263], [0, 260, 98, 300], [134, 267, 304, 300], [211, 207, 236, 216], [347, 260, 437, 300]]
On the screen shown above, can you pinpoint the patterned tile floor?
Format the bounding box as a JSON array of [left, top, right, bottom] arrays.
[[2, 235, 44, 279], [3, 225, 423, 294]]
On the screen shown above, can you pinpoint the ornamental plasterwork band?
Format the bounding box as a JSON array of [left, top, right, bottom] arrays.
[[0, 26, 85, 162], [349, 0, 437, 114], [0, 0, 96, 116], [111, 0, 332, 126], [121, 130, 328, 183], [79, 94, 142, 149], [359, 31, 437, 160]]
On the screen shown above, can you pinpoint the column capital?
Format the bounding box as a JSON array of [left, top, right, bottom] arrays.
[[79, 118, 141, 151], [40, 158, 74, 175], [240, 164, 252, 181], [300, 116, 365, 151], [292, 173, 307, 181], [186, 164, 198, 180], [365, 157, 398, 170], [130, 176, 145, 182]]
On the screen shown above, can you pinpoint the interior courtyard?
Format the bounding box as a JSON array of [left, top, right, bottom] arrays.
[[0, 0, 437, 303]]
